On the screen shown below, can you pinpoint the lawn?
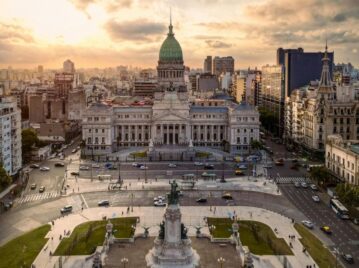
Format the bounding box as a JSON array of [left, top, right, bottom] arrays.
[[130, 151, 147, 158], [0, 224, 51, 268], [294, 223, 341, 268], [195, 151, 211, 158], [55, 217, 138, 256], [207, 218, 292, 255]]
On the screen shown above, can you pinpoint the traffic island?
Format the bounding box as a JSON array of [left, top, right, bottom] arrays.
[[0, 224, 51, 268]]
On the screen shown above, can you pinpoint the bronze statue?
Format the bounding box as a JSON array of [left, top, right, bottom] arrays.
[[167, 180, 179, 205]]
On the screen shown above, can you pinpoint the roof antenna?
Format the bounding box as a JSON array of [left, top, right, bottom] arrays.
[[170, 7, 172, 26]]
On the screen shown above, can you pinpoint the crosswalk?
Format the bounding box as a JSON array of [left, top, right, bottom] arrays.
[[275, 176, 311, 184], [16, 191, 59, 204]]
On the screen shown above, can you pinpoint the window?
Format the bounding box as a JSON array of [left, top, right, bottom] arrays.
[[95, 129, 98, 133], [87, 137, 91, 144], [101, 137, 105, 144], [94, 117, 99, 121], [95, 137, 98, 144], [102, 129, 105, 133]]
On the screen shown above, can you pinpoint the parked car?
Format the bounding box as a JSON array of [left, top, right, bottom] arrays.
[[294, 182, 301, 188], [320, 226, 332, 234], [30, 164, 40, 168], [54, 162, 65, 167], [301, 182, 308, 188], [168, 163, 177, 168], [196, 198, 207, 203], [39, 186, 45, 193], [310, 184, 318, 191], [342, 253, 354, 264], [40, 166, 50, 171], [92, 163, 100, 168], [60, 205, 73, 214], [301, 220, 314, 229], [30, 183, 37, 190], [312, 195, 320, 202], [98, 200, 110, 206], [70, 171, 80, 176]]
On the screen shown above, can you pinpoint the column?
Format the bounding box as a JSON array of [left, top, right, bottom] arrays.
[[160, 124, 163, 144], [173, 124, 176, 145], [167, 124, 170, 145], [142, 126, 145, 141], [204, 125, 208, 142], [121, 126, 124, 142], [217, 126, 220, 142], [135, 125, 138, 142], [211, 125, 214, 143]]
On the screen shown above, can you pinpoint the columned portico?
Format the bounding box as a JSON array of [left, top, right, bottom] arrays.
[[154, 123, 188, 145]]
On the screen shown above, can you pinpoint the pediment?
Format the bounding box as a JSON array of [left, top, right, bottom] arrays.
[[154, 111, 188, 122]]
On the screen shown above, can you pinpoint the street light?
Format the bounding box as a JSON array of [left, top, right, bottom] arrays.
[[121, 257, 128, 268], [220, 161, 226, 183], [217, 257, 225, 268], [130, 193, 134, 212]]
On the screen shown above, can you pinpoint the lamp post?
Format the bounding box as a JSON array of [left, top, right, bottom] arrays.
[[220, 161, 226, 183], [217, 257, 225, 268], [129, 193, 134, 212], [121, 257, 128, 268]]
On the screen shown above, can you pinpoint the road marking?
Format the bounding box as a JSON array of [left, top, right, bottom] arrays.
[[81, 194, 89, 209]]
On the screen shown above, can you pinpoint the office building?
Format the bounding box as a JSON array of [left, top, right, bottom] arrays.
[[203, 56, 212, 74], [63, 59, 75, 73], [213, 56, 235, 76]]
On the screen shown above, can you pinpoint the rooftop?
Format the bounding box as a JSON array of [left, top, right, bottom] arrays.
[[190, 106, 228, 113], [350, 144, 359, 155]]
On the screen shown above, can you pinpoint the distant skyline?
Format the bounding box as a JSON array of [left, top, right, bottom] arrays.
[[0, 0, 358, 69]]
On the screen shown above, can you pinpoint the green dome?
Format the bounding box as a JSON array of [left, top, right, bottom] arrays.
[[159, 24, 183, 62]]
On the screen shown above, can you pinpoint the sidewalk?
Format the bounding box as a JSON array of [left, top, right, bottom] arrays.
[[32, 206, 316, 268], [64, 175, 281, 196]]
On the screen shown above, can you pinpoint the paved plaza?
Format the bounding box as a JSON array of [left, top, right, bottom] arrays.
[[32, 206, 317, 268]]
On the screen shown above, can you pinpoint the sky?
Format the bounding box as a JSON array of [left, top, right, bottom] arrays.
[[0, 0, 358, 69]]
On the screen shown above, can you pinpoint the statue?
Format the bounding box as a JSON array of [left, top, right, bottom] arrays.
[[143, 226, 150, 238], [181, 223, 188, 239], [167, 180, 179, 205], [158, 221, 165, 240], [149, 139, 154, 152]]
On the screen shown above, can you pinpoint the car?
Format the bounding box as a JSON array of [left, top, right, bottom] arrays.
[[60, 205, 73, 214], [154, 201, 166, 207], [92, 164, 100, 168], [352, 218, 359, 225], [201, 172, 216, 178], [30, 164, 40, 168], [294, 182, 301, 188], [71, 149, 77, 154], [342, 253, 354, 264], [235, 169, 244, 176], [59, 155, 65, 160], [40, 166, 50, 171], [4, 201, 13, 210], [168, 163, 177, 168], [263, 164, 273, 169], [301, 220, 314, 229], [290, 164, 299, 170], [320, 226, 332, 234], [54, 162, 65, 167], [79, 166, 89, 170], [247, 155, 260, 162], [196, 198, 207, 203], [39, 186, 45, 193], [98, 200, 110, 206], [312, 195, 320, 202], [30, 183, 37, 190], [222, 193, 233, 200], [291, 159, 299, 163], [70, 171, 80, 176], [140, 165, 148, 170], [204, 164, 214, 169], [194, 162, 203, 166], [76, 146, 81, 150], [310, 184, 318, 191], [237, 164, 248, 170], [301, 182, 308, 188], [275, 160, 284, 166], [132, 162, 140, 167]]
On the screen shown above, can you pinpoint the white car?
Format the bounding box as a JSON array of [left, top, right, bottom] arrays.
[[71, 149, 77, 154], [140, 165, 148, 170], [168, 163, 177, 168], [79, 166, 89, 170], [132, 162, 139, 167], [312, 195, 320, 202], [194, 162, 203, 166], [39, 166, 50, 171], [154, 201, 166, 207], [301, 220, 314, 229], [92, 164, 100, 168]]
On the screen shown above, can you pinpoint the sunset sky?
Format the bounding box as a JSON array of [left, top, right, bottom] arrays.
[[0, 0, 358, 69]]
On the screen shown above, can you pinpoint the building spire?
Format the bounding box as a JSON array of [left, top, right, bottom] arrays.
[[318, 41, 332, 90], [168, 7, 174, 36]]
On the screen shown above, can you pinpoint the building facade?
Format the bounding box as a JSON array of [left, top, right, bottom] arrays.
[[0, 96, 22, 175], [203, 56, 212, 74], [326, 135, 359, 185], [213, 56, 235, 76], [82, 20, 260, 157]]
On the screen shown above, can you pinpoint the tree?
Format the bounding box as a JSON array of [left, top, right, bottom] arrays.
[[308, 166, 332, 186], [0, 165, 12, 190], [250, 139, 263, 151], [336, 183, 359, 208], [21, 128, 40, 162]]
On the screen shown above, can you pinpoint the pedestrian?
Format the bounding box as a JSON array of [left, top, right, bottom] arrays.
[[129, 183, 131, 187], [64, 230, 66, 235], [78, 187, 79, 192], [293, 235, 295, 239], [288, 235, 291, 239], [210, 206, 212, 211], [49, 251, 52, 256], [121, 211, 124, 215], [51, 237, 53, 240], [289, 242, 292, 248]]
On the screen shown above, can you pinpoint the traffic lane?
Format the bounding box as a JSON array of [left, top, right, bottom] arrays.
[[267, 164, 307, 177], [25, 162, 66, 193], [280, 185, 359, 263]]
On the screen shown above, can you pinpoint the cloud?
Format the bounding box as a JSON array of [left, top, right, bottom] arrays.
[[205, 40, 232, 48], [105, 19, 166, 41], [69, 0, 133, 12], [0, 23, 34, 43]]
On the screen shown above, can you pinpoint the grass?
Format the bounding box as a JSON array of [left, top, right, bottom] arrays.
[[195, 151, 211, 158], [294, 223, 341, 268], [207, 218, 292, 255], [55, 217, 138, 256], [130, 151, 147, 158], [0, 224, 51, 268]]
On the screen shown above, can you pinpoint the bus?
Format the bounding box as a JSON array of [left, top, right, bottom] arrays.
[[182, 174, 195, 180], [330, 198, 350, 220]]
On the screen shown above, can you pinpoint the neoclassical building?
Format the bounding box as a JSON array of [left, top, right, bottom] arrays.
[[82, 20, 260, 157]]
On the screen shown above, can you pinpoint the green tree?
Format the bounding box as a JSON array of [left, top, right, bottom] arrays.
[[308, 166, 332, 186], [335, 183, 359, 208], [21, 129, 40, 162], [0, 165, 12, 190]]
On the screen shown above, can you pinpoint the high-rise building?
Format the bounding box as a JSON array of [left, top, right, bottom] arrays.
[[63, 59, 75, 73], [261, 65, 285, 136], [213, 56, 235, 76], [277, 47, 334, 97], [0, 96, 22, 175], [38, 65, 44, 74], [203, 56, 212, 74]]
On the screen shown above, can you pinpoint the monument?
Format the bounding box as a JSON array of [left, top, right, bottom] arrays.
[[146, 181, 200, 268]]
